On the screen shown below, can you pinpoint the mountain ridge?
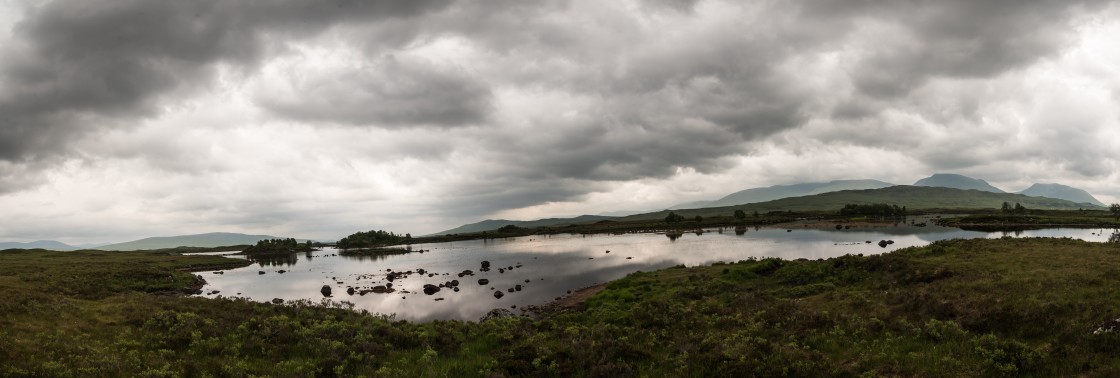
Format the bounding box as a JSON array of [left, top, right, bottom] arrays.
[[619, 185, 1100, 221], [428, 215, 614, 236], [0, 240, 79, 251], [913, 173, 1005, 193], [705, 179, 897, 208], [98, 232, 307, 251], [1017, 183, 1105, 207]]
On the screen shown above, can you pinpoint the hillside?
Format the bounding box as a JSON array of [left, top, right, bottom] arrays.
[[621, 185, 1096, 221], [1018, 183, 1105, 207], [0, 240, 78, 251], [430, 215, 615, 236], [98, 232, 304, 251], [914, 173, 1004, 193], [703, 179, 895, 208]]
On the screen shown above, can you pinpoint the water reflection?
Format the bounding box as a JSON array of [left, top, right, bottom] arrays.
[[247, 253, 298, 267], [198, 225, 1115, 322]]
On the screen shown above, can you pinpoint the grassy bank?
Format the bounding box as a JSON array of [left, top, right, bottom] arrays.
[[937, 209, 1120, 230], [3, 238, 1120, 376]]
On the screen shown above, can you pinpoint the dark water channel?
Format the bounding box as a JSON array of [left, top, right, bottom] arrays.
[[196, 221, 1118, 321]]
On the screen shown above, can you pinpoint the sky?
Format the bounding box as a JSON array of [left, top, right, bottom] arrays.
[[2, 0, 1120, 244]]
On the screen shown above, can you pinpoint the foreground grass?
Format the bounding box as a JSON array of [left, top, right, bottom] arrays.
[[4, 238, 1120, 376]]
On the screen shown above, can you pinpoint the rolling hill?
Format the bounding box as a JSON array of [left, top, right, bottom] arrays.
[[98, 232, 304, 251], [429, 215, 615, 236], [0, 240, 79, 251], [1017, 183, 1105, 207], [621, 185, 1097, 221], [913, 173, 1004, 193], [702, 179, 896, 208]]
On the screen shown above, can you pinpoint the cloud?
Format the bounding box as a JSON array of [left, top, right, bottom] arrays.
[[2, 0, 1120, 242], [255, 54, 492, 127], [0, 0, 452, 188]]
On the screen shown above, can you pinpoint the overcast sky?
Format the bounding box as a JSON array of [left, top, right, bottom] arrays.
[[2, 0, 1119, 244]]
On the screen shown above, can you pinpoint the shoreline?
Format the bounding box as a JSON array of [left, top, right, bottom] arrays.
[[521, 283, 609, 316]]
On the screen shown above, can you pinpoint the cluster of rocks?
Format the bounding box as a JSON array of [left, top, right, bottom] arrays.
[[877, 240, 896, 248], [422, 279, 461, 295], [305, 258, 550, 303]]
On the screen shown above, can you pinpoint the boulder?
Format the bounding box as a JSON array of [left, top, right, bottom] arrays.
[[423, 284, 440, 295], [478, 279, 489, 285], [479, 308, 514, 321], [320, 285, 332, 297], [493, 290, 504, 299]]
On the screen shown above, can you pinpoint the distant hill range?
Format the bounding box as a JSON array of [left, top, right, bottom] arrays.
[[1016, 183, 1105, 207], [691, 179, 896, 209], [432, 175, 1106, 234], [0, 240, 80, 251], [429, 215, 614, 236], [913, 173, 1005, 193], [622, 186, 1098, 221], [98, 232, 305, 251]]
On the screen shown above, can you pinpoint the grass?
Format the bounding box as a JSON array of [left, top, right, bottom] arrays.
[[937, 209, 1120, 230], [4, 238, 1120, 376]]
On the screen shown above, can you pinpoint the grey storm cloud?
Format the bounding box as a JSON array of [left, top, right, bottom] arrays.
[[256, 56, 492, 127], [0, 0, 451, 190], [1, 0, 1117, 219]]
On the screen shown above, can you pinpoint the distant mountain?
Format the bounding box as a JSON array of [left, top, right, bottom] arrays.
[[1017, 183, 1105, 207], [430, 215, 615, 236], [0, 240, 78, 251], [98, 232, 303, 251], [914, 173, 1004, 193], [621, 185, 1094, 221], [704, 179, 895, 208], [596, 209, 649, 217], [667, 200, 716, 210]]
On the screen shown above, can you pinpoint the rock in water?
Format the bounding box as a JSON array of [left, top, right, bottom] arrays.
[[320, 285, 332, 297], [493, 290, 504, 299]]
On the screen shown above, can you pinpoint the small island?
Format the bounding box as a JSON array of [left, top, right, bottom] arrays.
[[240, 238, 313, 255], [336, 230, 416, 257]]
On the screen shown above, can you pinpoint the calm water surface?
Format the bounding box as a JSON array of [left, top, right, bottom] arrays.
[[197, 222, 1118, 321]]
